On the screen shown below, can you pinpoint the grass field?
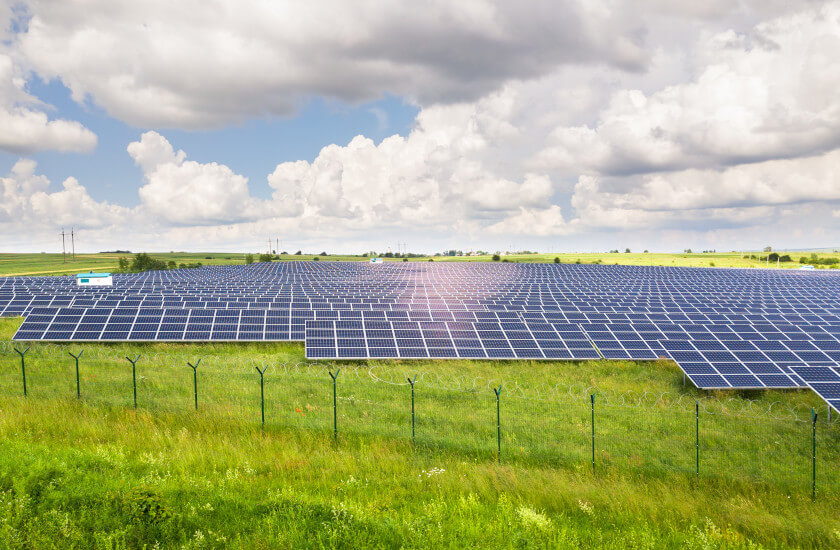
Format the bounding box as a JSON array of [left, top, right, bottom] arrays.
[[1, 317, 839, 548], [2, 250, 839, 277]]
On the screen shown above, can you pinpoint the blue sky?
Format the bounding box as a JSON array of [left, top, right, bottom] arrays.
[[2, 1, 840, 254], [0, 77, 419, 205]]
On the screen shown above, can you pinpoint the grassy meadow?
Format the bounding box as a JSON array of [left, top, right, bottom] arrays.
[[1, 317, 840, 548], [2, 249, 839, 277]]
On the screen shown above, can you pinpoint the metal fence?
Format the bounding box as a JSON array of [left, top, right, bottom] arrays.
[[1, 341, 836, 500]]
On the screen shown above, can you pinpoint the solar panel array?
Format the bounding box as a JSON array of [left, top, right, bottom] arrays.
[[4, 261, 840, 407]]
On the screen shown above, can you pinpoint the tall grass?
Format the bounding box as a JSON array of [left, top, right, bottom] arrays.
[[1, 317, 840, 548]]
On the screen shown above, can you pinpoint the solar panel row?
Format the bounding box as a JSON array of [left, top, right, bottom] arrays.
[[6, 261, 840, 408]]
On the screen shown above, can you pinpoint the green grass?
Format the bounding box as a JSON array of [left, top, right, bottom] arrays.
[[1, 318, 839, 548], [3, 250, 839, 277]]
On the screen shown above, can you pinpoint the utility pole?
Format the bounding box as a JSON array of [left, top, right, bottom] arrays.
[[276, 238, 279, 255], [61, 228, 66, 263], [71, 228, 75, 261], [268, 238, 272, 255]]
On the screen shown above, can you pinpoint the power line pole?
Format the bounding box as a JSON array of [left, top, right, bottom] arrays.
[[71, 228, 75, 261], [61, 228, 66, 263], [276, 238, 279, 255]]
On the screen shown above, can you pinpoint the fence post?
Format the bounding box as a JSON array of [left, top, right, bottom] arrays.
[[14, 346, 30, 397], [329, 369, 340, 440], [695, 400, 700, 477], [187, 359, 201, 410], [125, 355, 141, 409], [408, 375, 417, 445], [812, 408, 817, 501], [494, 385, 502, 461], [590, 394, 595, 474], [255, 366, 267, 427], [69, 350, 83, 399]]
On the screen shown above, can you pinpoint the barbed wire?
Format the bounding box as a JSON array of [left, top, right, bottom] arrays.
[[0, 340, 832, 423]]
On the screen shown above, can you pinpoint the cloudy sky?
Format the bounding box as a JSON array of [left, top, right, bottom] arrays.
[[1, 0, 839, 254]]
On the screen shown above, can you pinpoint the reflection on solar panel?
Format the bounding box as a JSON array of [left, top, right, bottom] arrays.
[[6, 261, 840, 408]]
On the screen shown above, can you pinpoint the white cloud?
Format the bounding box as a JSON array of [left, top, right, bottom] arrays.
[[129, 131, 263, 226], [0, 54, 97, 154], [534, 3, 840, 176], [11, 0, 660, 128], [0, 159, 126, 230], [3, 1, 840, 254]]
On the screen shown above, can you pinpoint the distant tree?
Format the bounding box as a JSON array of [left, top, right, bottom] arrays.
[[320, 251, 327, 256], [167, 260, 177, 269], [402, 258, 408, 262], [244, 254, 255, 265], [492, 254, 501, 262], [553, 257, 560, 263], [428, 259, 434, 262], [129, 253, 167, 272], [295, 250, 302, 255], [384, 252, 394, 258], [643, 250, 649, 253], [779, 254, 792, 262], [313, 256, 320, 261], [684, 249, 692, 254], [763, 246, 772, 252], [117, 257, 130, 272], [768, 252, 780, 262], [258, 253, 273, 263], [624, 248, 631, 253], [179, 263, 186, 269]]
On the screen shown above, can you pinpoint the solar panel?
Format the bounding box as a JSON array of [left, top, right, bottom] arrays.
[[7, 261, 840, 406]]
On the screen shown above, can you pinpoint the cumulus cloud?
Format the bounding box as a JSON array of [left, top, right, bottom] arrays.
[[0, 54, 97, 154], [3, 1, 840, 253], [0, 159, 126, 229], [533, 3, 840, 176], [129, 131, 263, 225], [10, 0, 659, 128]]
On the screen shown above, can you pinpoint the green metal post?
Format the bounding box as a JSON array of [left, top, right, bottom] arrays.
[[590, 394, 595, 474], [15, 346, 30, 397], [125, 355, 140, 408], [188, 359, 201, 410], [69, 350, 83, 399], [329, 369, 340, 440], [812, 408, 817, 501], [408, 375, 417, 445], [255, 366, 266, 427], [494, 385, 502, 461], [695, 400, 700, 477]]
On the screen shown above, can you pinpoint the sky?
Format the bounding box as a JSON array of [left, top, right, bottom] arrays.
[[1, 1, 840, 254]]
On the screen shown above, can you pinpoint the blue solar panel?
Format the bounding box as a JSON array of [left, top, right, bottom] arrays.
[[6, 261, 840, 406]]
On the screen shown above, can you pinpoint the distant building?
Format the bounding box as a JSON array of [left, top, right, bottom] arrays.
[[799, 265, 815, 271], [369, 258, 384, 264], [76, 272, 113, 286]]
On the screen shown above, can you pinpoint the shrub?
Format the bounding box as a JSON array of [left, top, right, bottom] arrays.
[[492, 254, 501, 262], [244, 254, 255, 265], [553, 257, 560, 263], [402, 258, 408, 262], [167, 260, 176, 269], [313, 257, 320, 261], [258, 253, 273, 263]]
